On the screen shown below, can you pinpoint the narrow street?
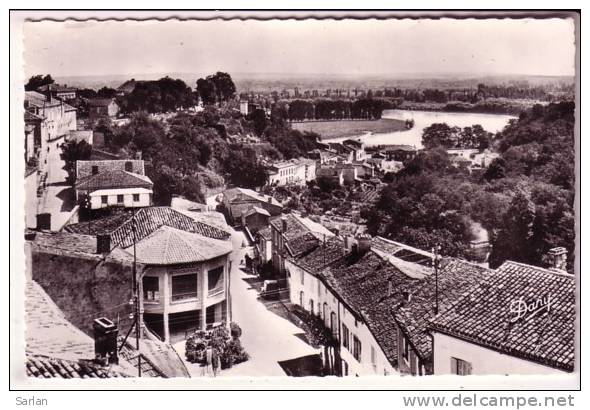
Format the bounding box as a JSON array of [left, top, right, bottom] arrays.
[[222, 229, 321, 376], [38, 139, 76, 231], [175, 228, 320, 377]]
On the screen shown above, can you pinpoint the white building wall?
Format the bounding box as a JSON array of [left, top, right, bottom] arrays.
[[432, 332, 566, 376], [286, 259, 397, 377], [87, 189, 152, 209]]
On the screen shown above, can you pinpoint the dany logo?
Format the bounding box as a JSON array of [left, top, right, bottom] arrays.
[[509, 294, 553, 323]]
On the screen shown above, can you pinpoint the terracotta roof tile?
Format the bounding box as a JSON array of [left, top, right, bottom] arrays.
[[394, 258, 492, 360], [76, 170, 153, 191], [430, 261, 575, 372]]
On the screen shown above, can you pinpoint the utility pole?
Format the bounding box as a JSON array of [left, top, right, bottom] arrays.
[[131, 205, 141, 377], [432, 245, 442, 315]]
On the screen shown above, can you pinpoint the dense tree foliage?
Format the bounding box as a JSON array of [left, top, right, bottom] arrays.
[[284, 98, 389, 121], [367, 101, 575, 271], [422, 123, 493, 149], [25, 74, 55, 91], [62, 140, 92, 184], [196, 72, 236, 106], [119, 77, 195, 114]]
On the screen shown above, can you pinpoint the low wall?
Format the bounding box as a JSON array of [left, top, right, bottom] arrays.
[[31, 249, 137, 336]]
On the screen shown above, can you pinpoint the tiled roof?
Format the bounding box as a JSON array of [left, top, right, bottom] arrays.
[[77, 160, 145, 179], [430, 261, 575, 372], [26, 281, 95, 361], [125, 225, 232, 265], [76, 170, 153, 191], [292, 242, 420, 366], [37, 84, 78, 93], [243, 206, 271, 217], [257, 226, 272, 240], [109, 206, 231, 249], [28, 231, 102, 257], [64, 211, 138, 236], [121, 337, 190, 378], [26, 354, 130, 379], [24, 110, 44, 121], [24, 281, 138, 378], [286, 231, 320, 257], [394, 258, 492, 361], [224, 187, 282, 207], [87, 98, 117, 107]]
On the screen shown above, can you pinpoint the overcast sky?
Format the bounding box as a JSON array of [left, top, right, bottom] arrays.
[[23, 18, 576, 78]]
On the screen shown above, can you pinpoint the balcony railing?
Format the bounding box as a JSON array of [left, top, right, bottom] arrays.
[[207, 285, 225, 297], [171, 290, 199, 302]]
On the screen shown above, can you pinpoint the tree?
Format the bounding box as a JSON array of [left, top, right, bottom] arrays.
[[483, 157, 506, 181], [97, 87, 118, 98], [223, 146, 268, 189], [488, 191, 536, 269], [62, 140, 92, 183], [208, 72, 236, 104], [25, 74, 54, 91], [248, 108, 268, 137], [197, 78, 217, 105]]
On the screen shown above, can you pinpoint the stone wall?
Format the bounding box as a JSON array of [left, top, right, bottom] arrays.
[[31, 250, 137, 337]]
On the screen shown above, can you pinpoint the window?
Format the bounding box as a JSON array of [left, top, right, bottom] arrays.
[[207, 266, 224, 295], [317, 281, 321, 296], [117, 194, 124, 203], [299, 291, 304, 307], [300, 270, 304, 285], [91, 165, 99, 175], [171, 274, 198, 301], [309, 299, 314, 314], [142, 276, 159, 302], [125, 161, 133, 172], [371, 346, 377, 371], [342, 324, 350, 350], [402, 337, 409, 362], [451, 358, 472, 376], [101, 195, 108, 204], [133, 193, 140, 202], [353, 336, 362, 362]]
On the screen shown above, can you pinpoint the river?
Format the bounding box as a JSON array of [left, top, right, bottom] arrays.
[[329, 109, 516, 148]]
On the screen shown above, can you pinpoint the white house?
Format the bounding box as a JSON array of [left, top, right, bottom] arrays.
[[285, 235, 436, 377], [75, 160, 153, 210], [63, 206, 234, 343], [267, 158, 315, 186], [430, 257, 574, 375]]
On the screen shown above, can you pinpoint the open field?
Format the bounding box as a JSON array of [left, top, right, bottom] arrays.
[[290, 118, 407, 140]]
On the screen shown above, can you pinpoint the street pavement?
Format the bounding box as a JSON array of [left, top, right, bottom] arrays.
[[175, 228, 320, 377], [38, 139, 76, 231]]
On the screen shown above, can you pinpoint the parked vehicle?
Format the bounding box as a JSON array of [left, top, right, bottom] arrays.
[[259, 280, 281, 300]]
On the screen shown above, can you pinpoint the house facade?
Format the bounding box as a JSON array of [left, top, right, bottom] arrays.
[[285, 242, 397, 376], [88, 98, 120, 120], [75, 160, 153, 210], [222, 187, 283, 225], [62, 206, 234, 343], [430, 258, 575, 375], [267, 159, 312, 187]]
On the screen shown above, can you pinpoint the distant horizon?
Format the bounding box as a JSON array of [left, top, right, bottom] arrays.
[[24, 18, 575, 79]]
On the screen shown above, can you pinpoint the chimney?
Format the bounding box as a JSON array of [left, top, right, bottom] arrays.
[[96, 234, 111, 254], [135, 151, 142, 160], [356, 234, 372, 254], [343, 235, 356, 252], [93, 317, 119, 365], [281, 216, 288, 232], [547, 247, 568, 272], [36, 213, 51, 231]]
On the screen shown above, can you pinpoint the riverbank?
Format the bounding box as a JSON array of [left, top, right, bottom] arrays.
[[290, 118, 408, 140], [399, 98, 547, 116]]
